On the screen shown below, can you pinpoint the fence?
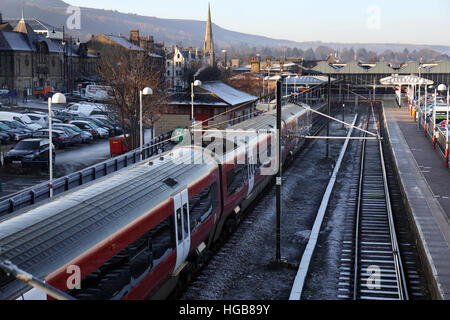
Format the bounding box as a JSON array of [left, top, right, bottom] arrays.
[[0, 132, 172, 218]]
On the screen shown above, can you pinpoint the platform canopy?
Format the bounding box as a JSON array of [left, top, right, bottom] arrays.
[[380, 75, 434, 86]]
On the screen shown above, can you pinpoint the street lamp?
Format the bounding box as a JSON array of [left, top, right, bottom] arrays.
[[191, 80, 202, 127], [140, 87, 153, 161], [48, 93, 66, 198], [264, 76, 270, 112]]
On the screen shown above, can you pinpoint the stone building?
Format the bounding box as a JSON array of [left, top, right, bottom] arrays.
[[87, 31, 165, 74], [165, 46, 204, 91], [0, 12, 98, 96]]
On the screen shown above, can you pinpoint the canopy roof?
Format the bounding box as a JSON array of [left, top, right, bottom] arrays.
[[380, 75, 434, 86]]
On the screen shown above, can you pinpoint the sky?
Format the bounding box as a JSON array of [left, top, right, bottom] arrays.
[[66, 0, 450, 46]]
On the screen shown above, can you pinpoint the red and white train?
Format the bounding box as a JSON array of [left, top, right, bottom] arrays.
[[0, 103, 312, 300]]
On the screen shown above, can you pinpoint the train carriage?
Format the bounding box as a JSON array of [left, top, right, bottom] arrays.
[[0, 103, 312, 300]]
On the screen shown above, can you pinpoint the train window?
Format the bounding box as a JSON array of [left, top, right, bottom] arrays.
[[176, 208, 182, 243], [183, 204, 189, 235], [189, 182, 218, 232], [151, 216, 175, 267], [226, 165, 247, 196], [68, 215, 175, 300]]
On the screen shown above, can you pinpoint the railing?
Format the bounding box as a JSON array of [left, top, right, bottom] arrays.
[[415, 108, 449, 166], [0, 132, 172, 218]]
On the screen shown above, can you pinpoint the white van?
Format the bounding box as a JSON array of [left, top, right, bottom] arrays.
[[65, 103, 108, 117], [85, 85, 113, 102], [0, 112, 42, 130]]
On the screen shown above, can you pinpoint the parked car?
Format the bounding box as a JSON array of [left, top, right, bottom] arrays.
[[0, 122, 30, 141], [23, 113, 49, 128], [4, 138, 55, 169], [68, 120, 108, 139], [0, 131, 10, 144], [0, 112, 42, 130], [53, 123, 93, 144], [32, 129, 70, 149], [1, 120, 35, 135], [65, 103, 108, 117], [75, 117, 113, 136], [52, 125, 82, 145], [89, 116, 123, 135]]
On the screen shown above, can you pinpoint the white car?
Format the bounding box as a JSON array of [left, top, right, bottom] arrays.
[[0, 111, 42, 130], [23, 113, 49, 128]]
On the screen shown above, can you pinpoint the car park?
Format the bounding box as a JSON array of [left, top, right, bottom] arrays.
[[32, 129, 71, 149], [4, 138, 55, 169], [53, 123, 93, 144]]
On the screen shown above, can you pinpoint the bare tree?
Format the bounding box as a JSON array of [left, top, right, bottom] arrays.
[[97, 48, 168, 150]]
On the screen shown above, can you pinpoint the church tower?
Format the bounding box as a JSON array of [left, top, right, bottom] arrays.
[[203, 3, 215, 68]]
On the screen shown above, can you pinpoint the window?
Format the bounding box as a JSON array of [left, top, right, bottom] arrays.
[[67, 215, 175, 300], [226, 165, 247, 196], [189, 182, 218, 232]]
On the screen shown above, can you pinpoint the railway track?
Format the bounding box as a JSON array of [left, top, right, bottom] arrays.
[[339, 106, 409, 300]]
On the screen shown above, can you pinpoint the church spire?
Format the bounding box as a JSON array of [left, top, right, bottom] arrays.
[[203, 3, 215, 68]]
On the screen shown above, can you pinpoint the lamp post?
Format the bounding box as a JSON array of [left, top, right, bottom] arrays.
[[222, 49, 227, 74], [264, 76, 269, 111], [48, 93, 66, 198], [285, 76, 291, 104], [140, 87, 153, 161], [191, 80, 202, 127], [294, 76, 298, 102]]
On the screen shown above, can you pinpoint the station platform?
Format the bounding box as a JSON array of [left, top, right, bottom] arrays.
[[383, 97, 450, 300]]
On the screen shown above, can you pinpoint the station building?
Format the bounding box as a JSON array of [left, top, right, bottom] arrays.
[[155, 81, 258, 136]]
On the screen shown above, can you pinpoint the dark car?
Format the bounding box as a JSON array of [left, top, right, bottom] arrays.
[[32, 129, 70, 149], [1, 120, 34, 135], [68, 120, 101, 139], [0, 122, 30, 142], [0, 131, 10, 144], [75, 117, 113, 136], [4, 138, 55, 169], [52, 125, 82, 145], [54, 123, 93, 144]]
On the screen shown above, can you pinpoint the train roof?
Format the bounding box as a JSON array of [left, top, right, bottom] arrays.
[[205, 103, 311, 162], [0, 147, 217, 300]]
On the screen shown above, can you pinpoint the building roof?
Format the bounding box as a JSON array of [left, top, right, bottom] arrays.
[[104, 35, 144, 51], [201, 81, 258, 106], [169, 81, 258, 107], [0, 31, 33, 51]]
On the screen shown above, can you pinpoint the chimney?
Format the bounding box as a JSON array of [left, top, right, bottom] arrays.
[[251, 56, 261, 73]]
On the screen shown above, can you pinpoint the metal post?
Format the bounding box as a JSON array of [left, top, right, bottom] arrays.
[[433, 89, 437, 149], [276, 80, 282, 263], [342, 104, 345, 129], [48, 98, 53, 198], [140, 90, 143, 161], [191, 82, 194, 120], [327, 75, 331, 158], [424, 85, 428, 136], [446, 89, 449, 168], [418, 82, 421, 129]]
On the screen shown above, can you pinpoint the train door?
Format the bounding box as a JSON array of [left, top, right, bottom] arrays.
[[173, 189, 191, 273], [247, 150, 256, 197]]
